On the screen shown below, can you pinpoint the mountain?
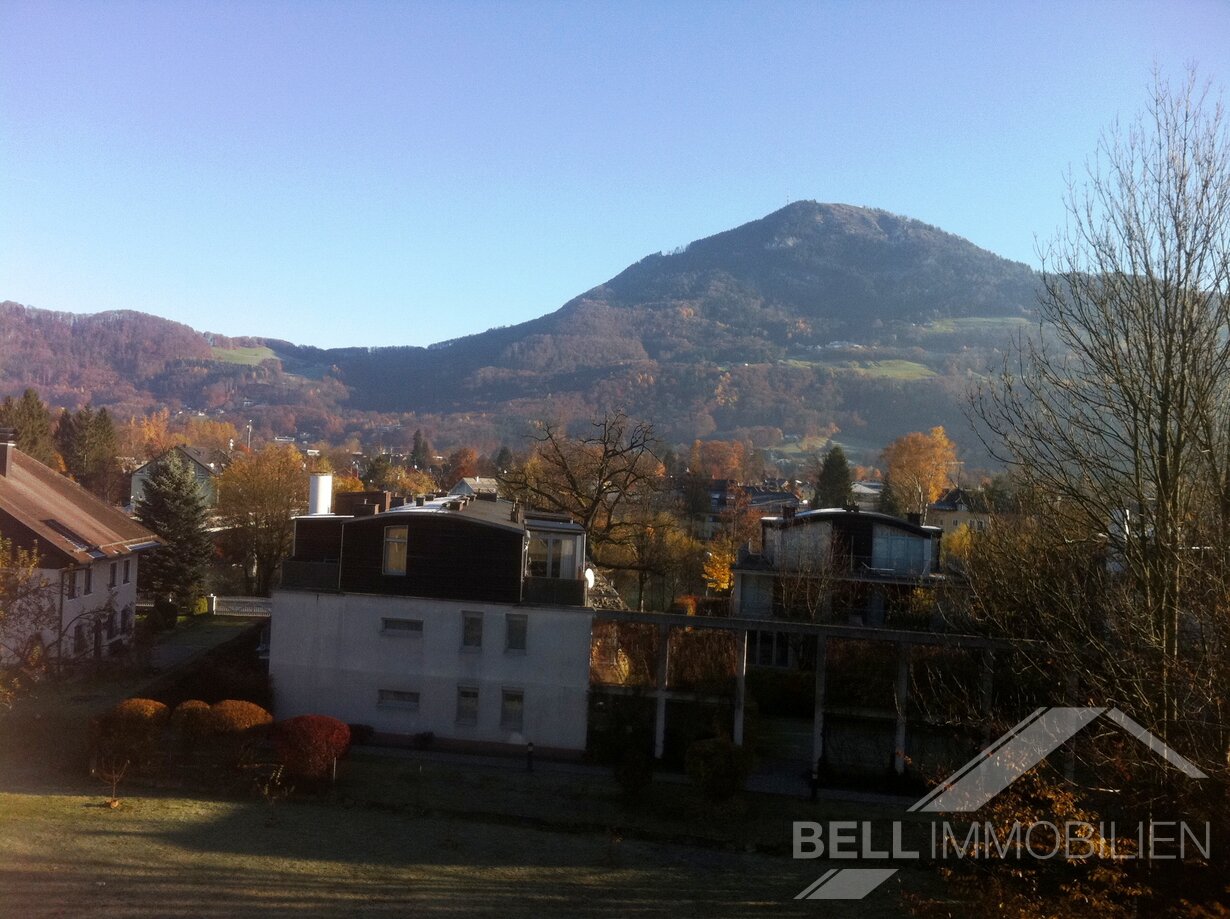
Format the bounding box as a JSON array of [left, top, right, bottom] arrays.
[[1, 202, 1040, 462]]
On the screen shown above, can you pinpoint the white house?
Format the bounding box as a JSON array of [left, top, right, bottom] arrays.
[[0, 434, 162, 664], [270, 489, 595, 754]]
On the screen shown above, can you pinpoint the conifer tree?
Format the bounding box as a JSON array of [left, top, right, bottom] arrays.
[[56, 405, 123, 502], [812, 445, 852, 508], [134, 453, 213, 613], [0, 389, 57, 467]]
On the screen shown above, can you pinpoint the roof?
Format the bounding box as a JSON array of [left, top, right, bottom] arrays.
[[762, 507, 942, 536], [449, 476, 499, 495], [0, 447, 163, 566], [930, 487, 991, 513], [133, 444, 225, 476], [369, 494, 584, 536]]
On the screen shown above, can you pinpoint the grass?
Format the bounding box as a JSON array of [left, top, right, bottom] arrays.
[[0, 788, 925, 917], [916, 316, 1029, 335], [781, 358, 936, 380], [0, 623, 939, 917], [210, 346, 277, 365]]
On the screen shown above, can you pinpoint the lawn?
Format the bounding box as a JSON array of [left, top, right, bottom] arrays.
[[0, 788, 926, 918], [0, 624, 936, 917], [210, 346, 278, 365]]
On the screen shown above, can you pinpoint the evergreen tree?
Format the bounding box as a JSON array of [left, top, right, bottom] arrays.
[[0, 389, 57, 466], [812, 446, 852, 508], [410, 429, 431, 469], [877, 474, 903, 517], [493, 445, 514, 474], [56, 405, 123, 501], [134, 453, 213, 613]]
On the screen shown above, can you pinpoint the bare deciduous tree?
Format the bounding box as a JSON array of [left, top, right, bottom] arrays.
[[499, 411, 664, 574], [972, 68, 1230, 770]]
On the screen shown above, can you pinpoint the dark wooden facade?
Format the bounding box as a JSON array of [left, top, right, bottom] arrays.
[[302, 513, 526, 603]]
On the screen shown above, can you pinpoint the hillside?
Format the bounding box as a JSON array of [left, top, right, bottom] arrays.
[[0, 202, 1040, 462]]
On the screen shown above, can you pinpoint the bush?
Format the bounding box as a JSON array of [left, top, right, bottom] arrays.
[[272, 715, 351, 782], [685, 736, 752, 802], [206, 699, 273, 736], [613, 745, 654, 799], [92, 698, 170, 765], [152, 596, 178, 631], [168, 700, 212, 748]]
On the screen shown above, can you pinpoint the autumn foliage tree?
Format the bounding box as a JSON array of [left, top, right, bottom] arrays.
[[880, 426, 956, 521], [216, 444, 307, 595]]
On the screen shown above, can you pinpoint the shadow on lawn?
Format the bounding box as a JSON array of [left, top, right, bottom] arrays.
[[31, 802, 909, 918]]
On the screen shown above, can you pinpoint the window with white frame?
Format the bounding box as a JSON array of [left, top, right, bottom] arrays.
[[500, 688, 524, 732], [123, 559, 131, 584], [383, 525, 408, 575], [456, 685, 479, 724], [377, 688, 420, 710], [83, 567, 93, 595], [109, 563, 117, 588], [505, 614, 527, 652], [461, 611, 482, 649], [527, 533, 578, 579], [66, 571, 77, 600]]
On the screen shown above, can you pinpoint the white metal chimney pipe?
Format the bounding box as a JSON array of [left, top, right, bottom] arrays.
[[308, 473, 333, 515]]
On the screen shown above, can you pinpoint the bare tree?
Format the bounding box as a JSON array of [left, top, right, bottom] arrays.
[[0, 538, 56, 706], [972, 69, 1230, 768], [499, 411, 664, 573]]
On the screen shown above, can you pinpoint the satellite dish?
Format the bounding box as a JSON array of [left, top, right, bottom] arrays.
[[584, 568, 596, 590]]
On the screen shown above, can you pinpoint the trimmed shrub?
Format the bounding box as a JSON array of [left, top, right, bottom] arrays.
[[272, 715, 351, 782], [92, 698, 170, 766], [613, 745, 654, 799], [206, 699, 273, 736], [169, 700, 212, 748], [685, 736, 752, 802]]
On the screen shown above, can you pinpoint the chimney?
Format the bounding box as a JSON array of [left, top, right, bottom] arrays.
[[308, 473, 333, 515], [415, 495, 425, 507], [0, 428, 16, 478], [907, 512, 922, 525], [782, 505, 796, 520]]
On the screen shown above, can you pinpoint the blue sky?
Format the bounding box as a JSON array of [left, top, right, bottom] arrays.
[[2, 1, 1227, 349]]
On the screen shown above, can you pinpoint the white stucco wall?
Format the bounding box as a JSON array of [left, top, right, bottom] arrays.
[[268, 590, 594, 752]]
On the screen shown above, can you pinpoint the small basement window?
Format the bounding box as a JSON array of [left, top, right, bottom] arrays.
[[378, 689, 420, 710], [381, 617, 423, 635]]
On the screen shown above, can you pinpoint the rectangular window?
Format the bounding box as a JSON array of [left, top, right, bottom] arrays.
[[527, 534, 577, 579], [66, 571, 77, 600], [500, 689, 524, 732], [380, 617, 423, 635], [505, 614, 527, 652], [73, 623, 86, 655], [456, 685, 479, 725], [123, 560, 131, 584], [462, 611, 483, 649], [106, 611, 116, 640], [383, 525, 408, 575], [83, 567, 93, 595], [377, 689, 420, 710], [109, 563, 117, 588]]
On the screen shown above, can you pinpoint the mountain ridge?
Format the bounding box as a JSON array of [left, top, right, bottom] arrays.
[[1, 202, 1040, 460]]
